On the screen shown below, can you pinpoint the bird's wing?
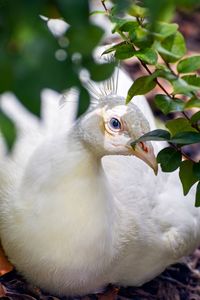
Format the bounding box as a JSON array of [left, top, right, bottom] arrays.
[[0, 93, 42, 169], [103, 153, 200, 262]]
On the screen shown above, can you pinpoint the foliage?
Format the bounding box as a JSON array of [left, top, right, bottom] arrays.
[[104, 0, 200, 205], [0, 0, 115, 146], [0, 0, 200, 204]]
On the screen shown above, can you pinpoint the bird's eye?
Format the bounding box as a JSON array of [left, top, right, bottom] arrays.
[[109, 118, 121, 131]]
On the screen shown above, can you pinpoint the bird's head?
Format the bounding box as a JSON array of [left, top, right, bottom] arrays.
[[78, 95, 158, 174]]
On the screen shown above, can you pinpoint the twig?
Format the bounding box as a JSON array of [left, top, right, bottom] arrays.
[[164, 61, 178, 77], [101, 0, 108, 12], [136, 17, 143, 27], [182, 111, 190, 121], [160, 275, 200, 292], [169, 142, 196, 163], [117, 30, 173, 98], [139, 59, 173, 98]]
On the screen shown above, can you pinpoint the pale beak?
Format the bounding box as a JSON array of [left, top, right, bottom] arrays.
[[130, 141, 158, 175]]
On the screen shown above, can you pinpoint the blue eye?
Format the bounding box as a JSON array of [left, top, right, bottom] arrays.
[[109, 118, 121, 130]]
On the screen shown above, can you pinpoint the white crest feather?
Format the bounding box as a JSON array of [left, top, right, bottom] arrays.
[[82, 46, 120, 102]]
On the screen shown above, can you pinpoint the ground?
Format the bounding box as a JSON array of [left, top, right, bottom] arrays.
[[1, 251, 200, 299]]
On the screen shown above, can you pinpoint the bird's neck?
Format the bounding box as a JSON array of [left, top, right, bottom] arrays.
[[62, 130, 112, 214], [67, 129, 101, 167], [15, 127, 123, 277], [47, 130, 121, 262]]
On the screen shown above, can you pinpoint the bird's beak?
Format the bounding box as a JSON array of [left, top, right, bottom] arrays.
[[130, 141, 158, 175]]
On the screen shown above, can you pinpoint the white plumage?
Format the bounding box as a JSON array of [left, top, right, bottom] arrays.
[[0, 66, 200, 297]]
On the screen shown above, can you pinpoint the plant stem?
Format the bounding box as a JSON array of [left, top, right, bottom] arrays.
[[136, 17, 143, 27], [182, 111, 190, 121], [117, 30, 173, 98], [181, 151, 195, 162], [101, 0, 108, 12], [169, 142, 196, 163], [120, 30, 200, 134], [138, 59, 172, 98], [164, 61, 178, 77]]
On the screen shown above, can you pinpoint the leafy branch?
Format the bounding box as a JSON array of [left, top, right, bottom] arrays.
[[101, 0, 200, 206]]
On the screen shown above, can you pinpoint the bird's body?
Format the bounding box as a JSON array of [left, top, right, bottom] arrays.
[[0, 97, 159, 295], [0, 70, 200, 296]]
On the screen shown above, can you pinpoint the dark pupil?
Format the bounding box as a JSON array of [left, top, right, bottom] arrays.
[[110, 118, 121, 129]]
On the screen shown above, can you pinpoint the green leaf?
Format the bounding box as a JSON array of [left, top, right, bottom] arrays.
[[152, 68, 177, 81], [67, 24, 104, 56], [157, 32, 186, 63], [56, 0, 89, 25], [175, 0, 200, 8], [170, 131, 200, 145], [131, 129, 171, 147], [77, 87, 90, 117], [155, 94, 184, 115], [190, 111, 200, 125], [102, 42, 125, 55], [130, 130, 200, 168], [0, 111, 17, 151], [115, 43, 134, 59], [114, 45, 158, 63], [157, 147, 182, 172], [133, 27, 154, 48], [102, 42, 134, 60], [182, 75, 200, 87], [126, 75, 156, 103], [177, 56, 200, 73], [166, 98, 184, 112], [166, 118, 197, 136], [111, 0, 132, 14], [128, 4, 147, 18], [0, 19, 76, 116], [195, 181, 200, 207], [152, 22, 179, 40], [193, 162, 200, 180], [172, 78, 200, 95], [179, 160, 199, 195], [135, 48, 158, 65], [118, 20, 138, 32], [110, 17, 138, 33], [144, 0, 175, 23], [185, 97, 200, 109], [0, 1, 94, 117], [87, 61, 115, 82]]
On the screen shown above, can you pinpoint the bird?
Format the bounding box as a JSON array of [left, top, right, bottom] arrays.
[[0, 61, 200, 297]]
